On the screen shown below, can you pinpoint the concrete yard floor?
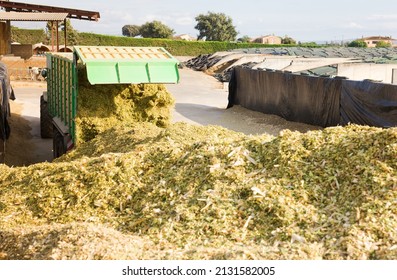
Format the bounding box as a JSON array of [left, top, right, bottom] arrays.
[[168, 67, 320, 136], [5, 68, 320, 167], [6, 82, 52, 166]]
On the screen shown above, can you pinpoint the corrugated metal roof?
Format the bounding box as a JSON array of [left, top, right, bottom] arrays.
[[0, 1, 99, 21], [0, 12, 68, 21], [70, 46, 180, 85]]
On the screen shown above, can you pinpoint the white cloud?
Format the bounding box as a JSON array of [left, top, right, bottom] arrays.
[[120, 14, 134, 22], [100, 11, 134, 24], [367, 14, 397, 20], [362, 14, 397, 32], [140, 13, 195, 31], [143, 14, 164, 22], [348, 22, 364, 29], [175, 16, 194, 26]]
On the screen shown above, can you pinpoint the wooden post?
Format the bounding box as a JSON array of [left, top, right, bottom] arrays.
[[3, 0, 11, 54], [392, 69, 397, 85], [0, 22, 6, 55], [64, 19, 67, 52], [56, 21, 59, 52], [6, 20, 11, 54], [51, 21, 55, 52], [0, 21, 12, 55]]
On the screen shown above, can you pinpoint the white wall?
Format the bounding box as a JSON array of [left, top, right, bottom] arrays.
[[337, 63, 397, 84]]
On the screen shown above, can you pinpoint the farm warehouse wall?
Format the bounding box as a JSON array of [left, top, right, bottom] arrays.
[[338, 63, 397, 84], [0, 21, 11, 55]]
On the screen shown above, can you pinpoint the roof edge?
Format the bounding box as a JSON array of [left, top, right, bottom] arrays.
[[0, 1, 100, 21]]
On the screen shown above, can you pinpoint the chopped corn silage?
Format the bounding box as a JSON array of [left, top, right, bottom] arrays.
[[75, 66, 175, 144], [0, 123, 396, 260]]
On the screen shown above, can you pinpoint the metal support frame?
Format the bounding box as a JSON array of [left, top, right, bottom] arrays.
[[50, 20, 64, 52]]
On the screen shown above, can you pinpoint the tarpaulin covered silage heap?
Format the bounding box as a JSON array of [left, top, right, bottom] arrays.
[[228, 67, 397, 127]]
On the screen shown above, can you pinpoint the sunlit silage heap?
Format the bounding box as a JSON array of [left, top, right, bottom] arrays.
[[74, 66, 175, 144], [0, 123, 396, 260]]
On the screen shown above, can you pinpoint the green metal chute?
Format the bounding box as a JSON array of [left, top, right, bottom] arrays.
[[74, 46, 180, 85]]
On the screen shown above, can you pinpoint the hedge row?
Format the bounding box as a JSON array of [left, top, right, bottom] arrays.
[[76, 32, 289, 56], [11, 27, 298, 56], [11, 27, 47, 45]]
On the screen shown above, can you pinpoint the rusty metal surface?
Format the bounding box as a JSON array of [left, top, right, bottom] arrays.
[[0, 1, 99, 21], [0, 12, 68, 21]]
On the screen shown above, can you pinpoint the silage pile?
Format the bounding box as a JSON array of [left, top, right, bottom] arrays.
[[74, 67, 174, 144], [0, 123, 396, 260]]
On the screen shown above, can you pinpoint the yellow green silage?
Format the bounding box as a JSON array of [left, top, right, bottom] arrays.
[[0, 123, 396, 259], [74, 66, 175, 144]]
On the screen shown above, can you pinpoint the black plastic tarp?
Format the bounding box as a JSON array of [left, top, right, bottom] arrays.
[[228, 67, 397, 128], [340, 80, 397, 127], [228, 67, 341, 127]]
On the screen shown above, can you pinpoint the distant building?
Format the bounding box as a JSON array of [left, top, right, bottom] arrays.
[[33, 43, 50, 55], [174, 34, 196, 41], [251, 35, 282, 44], [360, 36, 396, 47]]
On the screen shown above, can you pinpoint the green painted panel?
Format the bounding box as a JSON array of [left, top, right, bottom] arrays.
[[147, 63, 180, 83], [75, 46, 180, 85], [85, 62, 119, 84], [118, 62, 150, 84], [85, 61, 179, 84]]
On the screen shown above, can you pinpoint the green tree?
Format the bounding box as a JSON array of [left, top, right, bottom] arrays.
[[195, 12, 238, 41], [237, 35, 251, 43], [46, 19, 79, 45], [375, 41, 392, 48], [348, 40, 367, 47], [299, 41, 318, 47], [122, 25, 141, 37], [281, 36, 296, 45], [139, 21, 174, 39]]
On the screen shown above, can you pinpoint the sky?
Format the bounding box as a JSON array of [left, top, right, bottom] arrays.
[[7, 0, 397, 43]]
